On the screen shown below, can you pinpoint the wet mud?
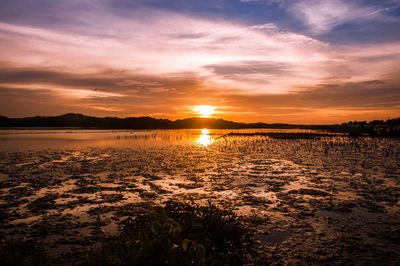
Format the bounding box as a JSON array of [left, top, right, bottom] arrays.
[[0, 134, 399, 264]]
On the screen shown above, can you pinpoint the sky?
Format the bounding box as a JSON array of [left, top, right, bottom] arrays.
[[0, 0, 400, 124]]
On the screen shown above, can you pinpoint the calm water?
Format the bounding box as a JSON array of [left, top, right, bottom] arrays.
[[0, 128, 322, 151]]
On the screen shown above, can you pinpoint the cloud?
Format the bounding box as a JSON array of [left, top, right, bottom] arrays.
[[289, 0, 382, 34], [0, 1, 399, 122], [0, 66, 205, 97], [220, 79, 400, 123], [242, 0, 399, 36], [0, 11, 331, 94], [1, 65, 400, 123], [203, 60, 297, 88], [3, 6, 395, 95], [204, 61, 293, 76]]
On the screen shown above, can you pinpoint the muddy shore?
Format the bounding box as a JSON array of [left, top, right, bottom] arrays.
[[1, 135, 399, 264]]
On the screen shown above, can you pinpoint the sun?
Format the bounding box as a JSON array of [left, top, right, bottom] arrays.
[[193, 105, 216, 117]]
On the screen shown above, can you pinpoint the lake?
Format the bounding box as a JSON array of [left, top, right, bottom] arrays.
[[0, 129, 399, 264], [0, 128, 325, 151]]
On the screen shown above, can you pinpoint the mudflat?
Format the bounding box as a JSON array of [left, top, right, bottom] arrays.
[[0, 129, 399, 264]]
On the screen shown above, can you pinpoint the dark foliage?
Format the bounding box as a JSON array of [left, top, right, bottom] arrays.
[[83, 200, 254, 266], [0, 235, 49, 266]]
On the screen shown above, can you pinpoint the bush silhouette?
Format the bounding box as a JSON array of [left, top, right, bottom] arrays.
[[84, 200, 254, 265]]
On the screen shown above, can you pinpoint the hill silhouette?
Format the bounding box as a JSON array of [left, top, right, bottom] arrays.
[[0, 113, 294, 129], [0, 113, 399, 136]]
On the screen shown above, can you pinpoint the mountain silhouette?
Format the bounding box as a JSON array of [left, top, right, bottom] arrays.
[[0, 113, 289, 129], [0, 113, 399, 136]]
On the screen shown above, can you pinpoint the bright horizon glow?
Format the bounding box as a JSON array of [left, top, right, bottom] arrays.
[[193, 106, 217, 118]]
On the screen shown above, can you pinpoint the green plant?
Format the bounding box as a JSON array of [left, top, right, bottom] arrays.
[[83, 200, 254, 265]]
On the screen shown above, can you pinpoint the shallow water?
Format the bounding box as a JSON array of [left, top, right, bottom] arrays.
[[0, 129, 399, 264], [0, 128, 325, 151]]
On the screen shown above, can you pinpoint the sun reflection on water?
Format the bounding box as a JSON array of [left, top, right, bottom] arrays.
[[196, 128, 213, 146]]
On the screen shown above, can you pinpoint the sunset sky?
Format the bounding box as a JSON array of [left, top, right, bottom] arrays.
[[0, 0, 400, 124]]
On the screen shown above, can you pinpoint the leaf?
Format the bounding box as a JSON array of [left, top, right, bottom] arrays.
[[150, 222, 161, 234], [197, 244, 206, 258], [182, 239, 191, 252], [162, 222, 173, 233]]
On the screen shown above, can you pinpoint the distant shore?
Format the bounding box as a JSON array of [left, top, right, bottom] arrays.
[[1, 113, 399, 137]]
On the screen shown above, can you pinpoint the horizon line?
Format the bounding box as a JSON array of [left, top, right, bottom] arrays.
[[1, 112, 399, 126]]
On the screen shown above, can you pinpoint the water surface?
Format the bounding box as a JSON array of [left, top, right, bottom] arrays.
[[0, 128, 399, 264]]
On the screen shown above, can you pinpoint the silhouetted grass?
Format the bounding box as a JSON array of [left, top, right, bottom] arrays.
[[224, 132, 332, 139]]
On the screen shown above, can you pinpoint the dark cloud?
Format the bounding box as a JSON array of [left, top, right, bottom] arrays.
[[170, 33, 208, 39], [0, 86, 80, 117], [217, 79, 400, 123], [204, 61, 293, 76], [223, 80, 400, 109], [0, 66, 204, 95], [299, 81, 400, 108]]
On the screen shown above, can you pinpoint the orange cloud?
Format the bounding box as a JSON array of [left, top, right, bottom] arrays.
[[0, 8, 399, 123]]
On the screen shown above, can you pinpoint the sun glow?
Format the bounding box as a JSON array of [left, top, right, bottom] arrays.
[[196, 128, 213, 146], [201, 128, 209, 135], [193, 105, 216, 117]]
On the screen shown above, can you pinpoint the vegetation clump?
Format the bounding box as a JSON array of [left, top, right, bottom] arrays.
[[84, 200, 254, 265], [0, 236, 49, 266]]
